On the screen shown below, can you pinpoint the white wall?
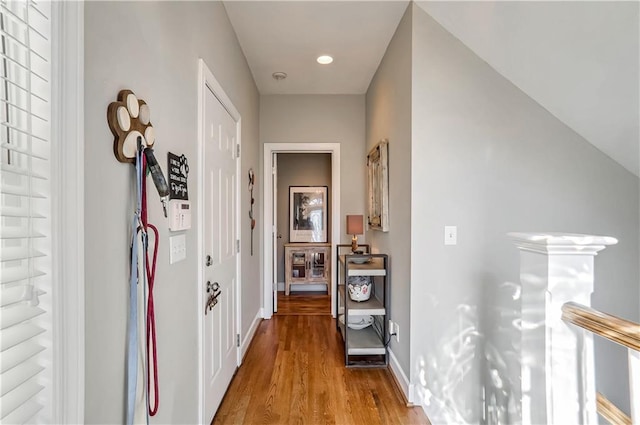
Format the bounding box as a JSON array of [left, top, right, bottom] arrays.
[[410, 4, 639, 423], [260, 95, 366, 243], [84, 2, 259, 423], [365, 4, 413, 386], [418, 1, 640, 178]]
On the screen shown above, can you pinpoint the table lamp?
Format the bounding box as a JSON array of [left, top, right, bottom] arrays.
[[346, 215, 364, 253]]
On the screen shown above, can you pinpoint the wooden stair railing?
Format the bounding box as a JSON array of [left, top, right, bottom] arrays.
[[562, 302, 640, 425], [562, 302, 640, 351], [596, 392, 632, 425]]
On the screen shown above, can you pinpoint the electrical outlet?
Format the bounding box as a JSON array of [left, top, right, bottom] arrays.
[[388, 320, 400, 343]]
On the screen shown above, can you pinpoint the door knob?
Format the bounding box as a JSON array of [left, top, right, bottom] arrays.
[[206, 255, 213, 266], [207, 281, 220, 293]]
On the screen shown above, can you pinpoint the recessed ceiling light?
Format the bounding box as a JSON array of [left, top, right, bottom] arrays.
[[317, 55, 333, 65], [272, 72, 287, 81]]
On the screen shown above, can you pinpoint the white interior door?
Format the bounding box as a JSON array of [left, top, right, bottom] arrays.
[[272, 153, 278, 312], [203, 85, 238, 422]]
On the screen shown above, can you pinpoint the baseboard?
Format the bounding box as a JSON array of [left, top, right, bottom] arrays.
[[409, 384, 431, 420], [388, 348, 411, 404], [240, 310, 262, 363], [287, 284, 327, 292], [278, 282, 328, 292]]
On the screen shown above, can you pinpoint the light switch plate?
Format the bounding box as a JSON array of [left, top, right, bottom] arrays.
[[444, 226, 457, 245], [169, 234, 187, 264]]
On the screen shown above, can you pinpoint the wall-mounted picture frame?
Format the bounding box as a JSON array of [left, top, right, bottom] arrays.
[[289, 186, 328, 242], [367, 139, 389, 232]]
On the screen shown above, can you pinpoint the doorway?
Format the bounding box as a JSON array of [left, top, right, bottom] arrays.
[[276, 153, 331, 314], [262, 143, 341, 319]]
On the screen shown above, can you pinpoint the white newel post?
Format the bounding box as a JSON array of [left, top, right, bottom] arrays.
[[509, 233, 618, 425], [630, 349, 640, 423]]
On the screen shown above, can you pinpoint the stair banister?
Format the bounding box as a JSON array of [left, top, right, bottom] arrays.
[[561, 301, 639, 424], [509, 232, 618, 425]]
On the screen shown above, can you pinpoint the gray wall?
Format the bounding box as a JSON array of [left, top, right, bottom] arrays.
[[276, 153, 332, 286], [365, 4, 413, 380], [84, 2, 260, 423], [260, 94, 367, 242], [410, 4, 639, 423]]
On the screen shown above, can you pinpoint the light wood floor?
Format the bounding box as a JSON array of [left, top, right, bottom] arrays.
[[275, 291, 331, 316], [212, 299, 430, 425]]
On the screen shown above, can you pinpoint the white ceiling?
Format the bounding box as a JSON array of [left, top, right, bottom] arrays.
[[223, 0, 639, 177], [223, 0, 410, 95]]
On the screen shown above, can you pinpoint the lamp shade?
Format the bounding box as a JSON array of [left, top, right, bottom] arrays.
[[346, 215, 364, 235]]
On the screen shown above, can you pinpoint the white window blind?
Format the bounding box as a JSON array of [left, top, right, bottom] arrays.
[[0, 0, 52, 423]]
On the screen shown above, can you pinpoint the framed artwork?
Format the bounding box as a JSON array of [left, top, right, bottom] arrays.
[[367, 139, 389, 232], [289, 186, 328, 242]]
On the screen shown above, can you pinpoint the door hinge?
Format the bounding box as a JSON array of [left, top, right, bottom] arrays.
[[236, 144, 240, 158], [236, 334, 240, 347], [236, 239, 240, 253]]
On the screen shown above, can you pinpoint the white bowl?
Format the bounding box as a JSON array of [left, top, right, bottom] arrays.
[[349, 257, 370, 264], [339, 314, 374, 330]]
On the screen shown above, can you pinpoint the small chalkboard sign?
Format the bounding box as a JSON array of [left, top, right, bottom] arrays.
[[167, 152, 189, 200]]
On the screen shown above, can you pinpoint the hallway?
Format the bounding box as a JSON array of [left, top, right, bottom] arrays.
[[212, 313, 429, 424]]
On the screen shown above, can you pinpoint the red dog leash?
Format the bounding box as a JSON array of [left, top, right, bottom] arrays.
[[141, 155, 160, 416]]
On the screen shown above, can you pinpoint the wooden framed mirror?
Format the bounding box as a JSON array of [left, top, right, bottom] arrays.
[[367, 139, 389, 232]]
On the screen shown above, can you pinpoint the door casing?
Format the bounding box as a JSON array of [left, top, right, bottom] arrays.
[[262, 143, 341, 319], [197, 58, 242, 424]]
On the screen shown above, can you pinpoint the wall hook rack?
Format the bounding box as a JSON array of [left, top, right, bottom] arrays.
[[107, 89, 156, 163]]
